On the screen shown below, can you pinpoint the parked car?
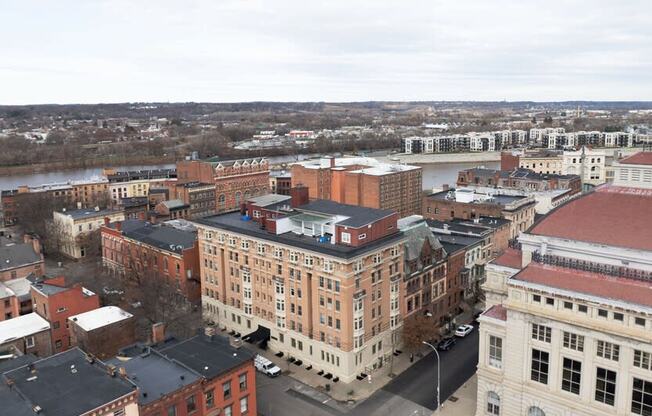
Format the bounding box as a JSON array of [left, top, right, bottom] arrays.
[[454, 324, 474, 337], [255, 355, 282, 377], [437, 337, 456, 351]]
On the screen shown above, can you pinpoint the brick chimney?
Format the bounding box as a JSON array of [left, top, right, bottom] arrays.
[[138, 211, 146, 221], [103, 217, 110, 226], [152, 322, 166, 344], [23, 234, 41, 254], [290, 186, 310, 208]]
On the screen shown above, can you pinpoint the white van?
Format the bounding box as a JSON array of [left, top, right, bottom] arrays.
[[255, 355, 281, 377]]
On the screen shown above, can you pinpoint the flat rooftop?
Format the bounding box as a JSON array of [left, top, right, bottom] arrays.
[[427, 189, 528, 206], [0, 313, 50, 344], [2, 348, 136, 416], [194, 210, 404, 260], [297, 199, 395, 227], [59, 208, 121, 220], [107, 348, 200, 405], [69, 306, 132, 332], [111, 219, 197, 253], [295, 156, 420, 174], [530, 185, 652, 251], [512, 263, 652, 310], [155, 334, 254, 380]]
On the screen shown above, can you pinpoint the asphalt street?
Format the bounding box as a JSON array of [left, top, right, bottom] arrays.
[[256, 327, 479, 415], [382, 328, 480, 410]]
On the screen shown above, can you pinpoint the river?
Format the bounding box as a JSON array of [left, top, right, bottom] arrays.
[[0, 155, 498, 192]]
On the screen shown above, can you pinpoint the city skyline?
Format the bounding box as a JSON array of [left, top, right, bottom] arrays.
[[2, 0, 652, 104]]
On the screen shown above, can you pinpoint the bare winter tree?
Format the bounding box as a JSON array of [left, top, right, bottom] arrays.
[[402, 314, 440, 354]]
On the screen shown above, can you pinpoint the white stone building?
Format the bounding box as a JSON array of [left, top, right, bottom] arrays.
[[475, 181, 652, 416], [562, 146, 607, 187]]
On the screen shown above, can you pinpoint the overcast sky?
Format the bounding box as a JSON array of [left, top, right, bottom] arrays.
[[2, 0, 651, 104]]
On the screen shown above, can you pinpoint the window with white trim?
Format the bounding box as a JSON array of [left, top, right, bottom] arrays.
[[562, 331, 584, 352], [489, 336, 502, 369], [341, 232, 351, 244], [597, 340, 620, 361], [634, 350, 652, 370], [531, 323, 551, 343], [487, 391, 500, 415]]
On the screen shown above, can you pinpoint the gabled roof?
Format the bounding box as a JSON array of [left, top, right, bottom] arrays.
[[402, 222, 445, 262]]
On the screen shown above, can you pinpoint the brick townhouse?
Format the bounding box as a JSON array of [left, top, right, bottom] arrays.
[[30, 275, 100, 354]]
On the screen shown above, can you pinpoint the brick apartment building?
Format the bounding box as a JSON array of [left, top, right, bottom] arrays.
[[291, 157, 423, 218], [68, 306, 136, 359], [172, 182, 217, 218], [30, 275, 100, 354], [195, 187, 408, 382], [101, 219, 201, 302], [398, 217, 459, 330], [422, 188, 536, 239], [177, 157, 270, 213]]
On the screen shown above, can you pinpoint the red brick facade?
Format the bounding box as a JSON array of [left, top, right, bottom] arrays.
[[101, 223, 201, 303], [177, 158, 270, 214], [30, 276, 100, 354]]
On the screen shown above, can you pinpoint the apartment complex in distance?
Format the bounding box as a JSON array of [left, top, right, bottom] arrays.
[[475, 175, 652, 415], [291, 157, 423, 217], [195, 189, 406, 382], [401, 130, 528, 154]]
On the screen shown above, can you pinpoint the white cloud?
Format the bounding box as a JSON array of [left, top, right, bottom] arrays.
[[1, 0, 651, 103]]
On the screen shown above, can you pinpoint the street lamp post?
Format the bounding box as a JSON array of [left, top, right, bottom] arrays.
[[422, 341, 441, 413]]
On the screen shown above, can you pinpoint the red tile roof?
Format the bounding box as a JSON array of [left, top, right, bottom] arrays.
[[512, 263, 652, 309], [620, 152, 652, 166], [530, 185, 652, 251], [492, 248, 522, 269], [483, 304, 507, 321]]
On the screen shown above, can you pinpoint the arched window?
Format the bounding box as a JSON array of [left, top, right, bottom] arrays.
[[528, 406, 545, 416], [218, 194, 226, 209], [487, 391, 500, 415], [244, 190, 251, 201], [235, 191, 242, 207]]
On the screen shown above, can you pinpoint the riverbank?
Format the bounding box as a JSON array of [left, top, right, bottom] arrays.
[[0, 155, 178, 177], [375, 151, 501, 165]]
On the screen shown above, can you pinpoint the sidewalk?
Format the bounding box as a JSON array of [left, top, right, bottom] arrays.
[[250, 306, 479, 404], [434, 373, 477, 416], [252, 336, 426, 403]]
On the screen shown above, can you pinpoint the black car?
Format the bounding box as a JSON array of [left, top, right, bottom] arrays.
[[437, 337, 456, 351]]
